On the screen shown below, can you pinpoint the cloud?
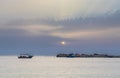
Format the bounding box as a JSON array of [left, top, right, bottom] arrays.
[[0, 24, 63, 37], [21, 25, 63, 36], [1, 10, 120, 40], [0, 0, 120, 20], [1, 0, 120, 54], [50, 27, 120, 39]]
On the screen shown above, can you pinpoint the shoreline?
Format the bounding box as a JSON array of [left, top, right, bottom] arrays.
[[56, 53, 120, 58]]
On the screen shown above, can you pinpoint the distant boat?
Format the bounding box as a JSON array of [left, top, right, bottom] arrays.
[[18, 54, 33, 59]]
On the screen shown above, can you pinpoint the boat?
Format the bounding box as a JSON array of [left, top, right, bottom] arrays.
[[18, 54, 33, 59]]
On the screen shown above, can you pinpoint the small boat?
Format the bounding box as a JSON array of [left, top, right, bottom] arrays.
[[18, 54, 33, 59]]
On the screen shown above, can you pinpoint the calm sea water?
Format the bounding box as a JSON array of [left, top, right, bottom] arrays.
[[0, 56, 120, 78]]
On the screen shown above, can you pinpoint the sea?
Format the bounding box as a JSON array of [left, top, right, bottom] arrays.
[[0, 56, 120, 78]]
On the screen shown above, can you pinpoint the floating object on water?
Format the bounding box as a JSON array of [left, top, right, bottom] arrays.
[[18, 54, 33, 59]]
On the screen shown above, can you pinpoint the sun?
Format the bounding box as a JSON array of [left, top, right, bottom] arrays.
[[60, 41, 66, 45]]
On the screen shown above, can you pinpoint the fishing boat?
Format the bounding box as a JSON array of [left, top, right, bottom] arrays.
[[18, 54, 33, 59]]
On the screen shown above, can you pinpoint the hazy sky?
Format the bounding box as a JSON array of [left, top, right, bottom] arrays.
[[0, 0, 120, 55]]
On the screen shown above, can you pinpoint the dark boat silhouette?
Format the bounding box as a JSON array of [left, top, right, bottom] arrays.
[[18, 54, 33, 59]]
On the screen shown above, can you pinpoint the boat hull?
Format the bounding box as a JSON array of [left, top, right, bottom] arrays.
[[18, 55, 33, 59]]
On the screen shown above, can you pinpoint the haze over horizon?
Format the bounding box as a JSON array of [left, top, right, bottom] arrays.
[[0, 0, 120, 55]]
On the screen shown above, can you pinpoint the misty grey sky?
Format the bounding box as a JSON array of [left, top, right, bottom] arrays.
[[0, 0, 120, 55]]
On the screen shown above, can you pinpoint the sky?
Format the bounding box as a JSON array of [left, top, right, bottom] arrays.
[[0, 0, 120, 55]]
